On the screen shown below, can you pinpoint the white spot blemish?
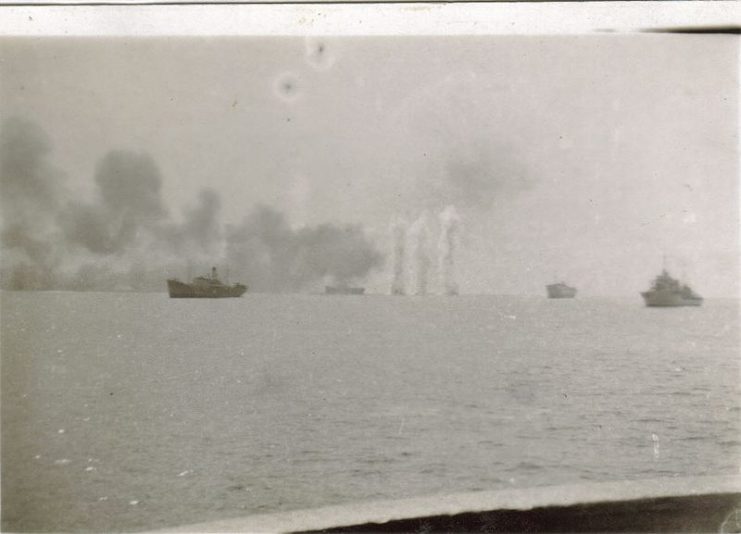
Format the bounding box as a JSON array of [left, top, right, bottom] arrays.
[[652, 433, 660, 459], [273, 72, 301, 103], [85, 466, 96, 472], [305, 37, 337, 71], [54, 458, 71, 465], [129, 500, 139, 506], [58, 429, 65, 434]]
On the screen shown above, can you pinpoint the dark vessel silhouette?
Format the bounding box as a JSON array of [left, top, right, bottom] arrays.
[[641, 269, 702, 307], [167, 267, 247, 298], [546, 282, 577, 299], [325, 285, 365, 295]]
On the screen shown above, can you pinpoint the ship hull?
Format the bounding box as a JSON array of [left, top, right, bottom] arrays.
[[167, 279, 247, 298], [641, 290, 702, 307], [325, 286, 365, 295], [546, 285, 577, 299]]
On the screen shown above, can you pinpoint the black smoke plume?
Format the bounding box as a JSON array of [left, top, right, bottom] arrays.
[[60, 150, 167, 255], [0, 117, 384, 292], [225, 205, 383, 292], [0, 117, 65, 289], [160, 188, 224, 259]]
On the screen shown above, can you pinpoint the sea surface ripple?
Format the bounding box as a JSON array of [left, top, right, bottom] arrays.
[[2, 292, 739, 531]]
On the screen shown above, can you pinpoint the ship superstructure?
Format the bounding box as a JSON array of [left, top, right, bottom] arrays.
[[641, 269, 702, 307], [325, 285, 365, 295], [167, 267, 247, 298], [546, 282, 577, 299]]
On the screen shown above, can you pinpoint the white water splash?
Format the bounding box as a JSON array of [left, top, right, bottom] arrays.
[[438, 205, 461, 295], [409, 212, 432, 296], [390, 217, 408, 295]]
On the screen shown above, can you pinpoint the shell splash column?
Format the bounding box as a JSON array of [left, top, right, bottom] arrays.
[[390, 217, 408, 295], [409, 212, 432, 296], [438, 205, 460, 296]]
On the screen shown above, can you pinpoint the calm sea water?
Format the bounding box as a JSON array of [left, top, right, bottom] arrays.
[[2, 292, 739, 532]]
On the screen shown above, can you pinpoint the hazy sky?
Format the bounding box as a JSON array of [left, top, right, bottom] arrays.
[[1, 35, 738, 296]]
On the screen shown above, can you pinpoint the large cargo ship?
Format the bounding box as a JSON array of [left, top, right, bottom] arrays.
[[325, 285, 365, 295], [546, 282, 577, 299], [641, 269, 702, 307], [167, 267, 247, 298]]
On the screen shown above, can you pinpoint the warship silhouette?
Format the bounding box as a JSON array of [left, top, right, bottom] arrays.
[[325, 285, 365, 295], [546, 282, 577, 299], [641, 269, 702, 307], [167, 267, 247, 298]]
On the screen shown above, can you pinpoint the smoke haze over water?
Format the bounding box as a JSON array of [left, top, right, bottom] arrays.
[[60, 150, 168, 256], [0, 117, 383, 292], [0, 117, 66, 289], [225, 205, 383, 292]]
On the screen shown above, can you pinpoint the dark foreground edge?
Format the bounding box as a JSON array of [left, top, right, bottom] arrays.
[[146, 476, 741, 533]]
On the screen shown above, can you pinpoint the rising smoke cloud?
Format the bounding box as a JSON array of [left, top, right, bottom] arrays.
[[0, 117, 384, 292], [161, 188, 224, 259], [60, 150, 168, 255], [0, 117, 66, 289], [225, 205, 383, 292]]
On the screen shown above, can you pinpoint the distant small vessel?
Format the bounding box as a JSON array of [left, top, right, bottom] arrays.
[[325, 285, 365, 295], [546, 282, 577, 299], [641, 269, 702, 307], [167, 267, 247, 298]]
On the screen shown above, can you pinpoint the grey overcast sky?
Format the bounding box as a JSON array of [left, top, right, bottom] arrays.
[[1, 35, 738, 296]]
